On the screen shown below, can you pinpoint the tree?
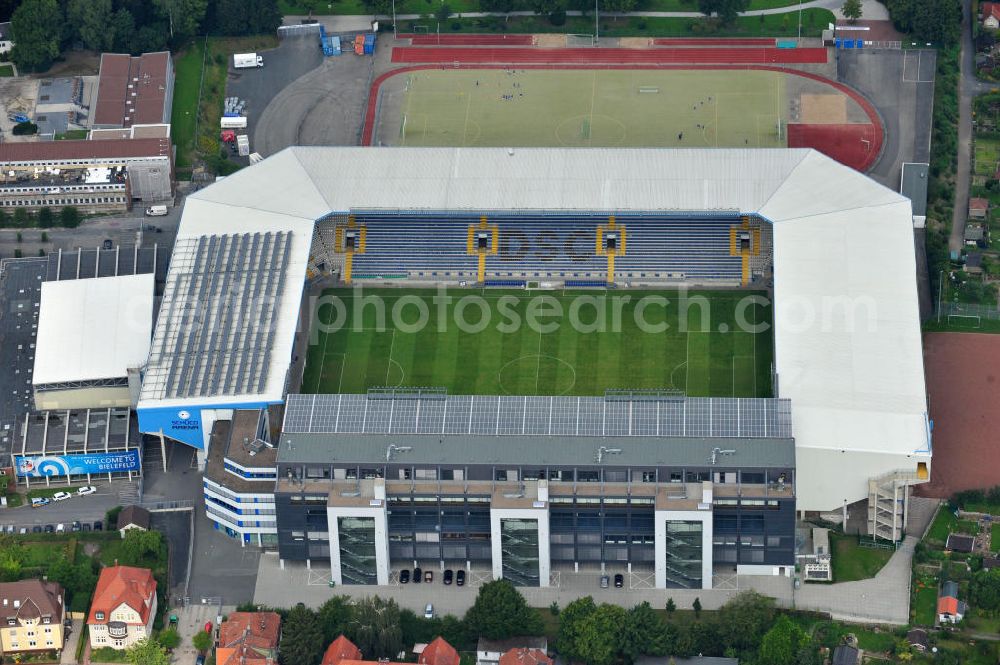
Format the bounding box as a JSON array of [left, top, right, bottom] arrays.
[[696, 0, 749, 25], [893, 639, 915, 662], [665, 597, 676, 614], [10, 0, 63, 72], [67, 0, 113, 51], [212, 0, 282, 36], [37, 207, 53, 228], [127, 638, 170, 665], [575, 603, 626, 665], [121, 529, 162, 566], [971, 569, 1000, 613], [436, 3, 454, 20], [157, 628, 181, 650], [465, 580, 543, 640], [480, 0, 515, 12], [884, 0, 960, 46], [280, 604, 324, 665], [318, 596, 354, 645], [716, 591, 775, 652], [557, 596, 596, 663], [59, 206, 80, 228], [756, 616, 806, 665], [153, 0, 208, 41], [12, 207, 27, 228], [348, 597, 402, 660], [620, 601, 666, 663], [109, 8, 136, 53], [528, 0, 564, 16], [841, 0, 862, 22], [192, 630, 212, 653], [692, 597, 702, 618]]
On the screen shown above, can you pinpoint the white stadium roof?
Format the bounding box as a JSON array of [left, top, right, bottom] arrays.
[[33, 273, 155, 386], [140, 147, 928, 463]]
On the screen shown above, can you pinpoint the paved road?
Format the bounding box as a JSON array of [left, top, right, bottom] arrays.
[[0, 487, 129, 530], [951, 0, 979, 255]]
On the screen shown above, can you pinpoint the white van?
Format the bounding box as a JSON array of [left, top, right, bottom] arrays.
[[145, 205, 168, 216]]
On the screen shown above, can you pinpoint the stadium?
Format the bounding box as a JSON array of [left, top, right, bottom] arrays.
[[134, 145, 931, 587]]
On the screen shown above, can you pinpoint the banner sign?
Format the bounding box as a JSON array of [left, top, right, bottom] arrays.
[[15, 450, 141, 477]]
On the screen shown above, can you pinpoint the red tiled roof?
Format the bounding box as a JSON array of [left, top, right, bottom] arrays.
[[419, 637, 460, 665], [219, 612, 281, 650], [0, 138, 171, 163], [970, 197, 990, 211], [88, 566, 156, 626], [93, 52, 171, 128], [499, 648, 553, 665], [322, 635, 363, 665], [984, 2, 1000, 20], [938, 596, 960, 615]]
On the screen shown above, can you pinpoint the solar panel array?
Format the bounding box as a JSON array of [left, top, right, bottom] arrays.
[[283, 393, 792, 439], [142, 232, 291, 399]]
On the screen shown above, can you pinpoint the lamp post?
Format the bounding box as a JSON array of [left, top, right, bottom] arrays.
[[595, 0, 599, 44], [797, 0, 802, 41], [392, 0, 397, 37]]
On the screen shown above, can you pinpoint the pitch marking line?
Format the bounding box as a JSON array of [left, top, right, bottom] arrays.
[[313, 329, 332, 393]]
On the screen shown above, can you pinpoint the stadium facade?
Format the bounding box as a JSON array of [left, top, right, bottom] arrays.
[[136, 147, 931, 584]]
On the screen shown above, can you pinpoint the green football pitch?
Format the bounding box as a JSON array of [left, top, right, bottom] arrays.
[[301, 288, 773, 398], [391, 69, 787, 148]]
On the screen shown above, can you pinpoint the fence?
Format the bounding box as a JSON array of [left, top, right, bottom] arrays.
[[936, 301, 1000, 323], [278, 23, 322, 38]]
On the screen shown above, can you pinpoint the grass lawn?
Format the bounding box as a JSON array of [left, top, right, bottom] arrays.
[[974, 135, 1000, 177], [854, 628, 898, 653], [391, 68, 789, 148], [91, 646, 131, 663], [397, 9, 833, 38], [26, 486, 80, 500], [303, 288, 774, 396], [282, 0, 807, 15], [927, 507, 960, 544], [5, 493, 22, 507], [993, 523, 1000, 551], [170, 40, 205, 170], [0, 64, 14, 77], [830, 533, 893, 582], [924, 317, 1000, 333], [55, 129, 88, 140], [912, 573, 938, 626]]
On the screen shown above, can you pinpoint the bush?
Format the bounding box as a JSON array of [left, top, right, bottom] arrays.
[[59, 205, 80, 228], [11, 121, 37, 135], [451, 21, 462, 29], [37, 206, 53, 228], [638, 19, 647, 29], [13, 248, 21, 258], [105, 505, 123, 530], [548, 8, 566, 24]]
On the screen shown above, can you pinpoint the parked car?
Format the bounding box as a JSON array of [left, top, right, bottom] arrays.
[[456, 570, 465, 586], [614, 574, 624, 588], [443, 569, 453, 585], [55, 523, 65, 533], [81, 522, 91, 532], [72, 521, 81, 532], [52, 492, 71, 502], [424, 570, 433, 583], [195, 656, 205, 665], [31, 525, 41, 533], [413, 567, 422, 584], [93, 521, 103, 531], [102, 239, 113, 250], [19, 527, 27, 534], [30, 497, 50, 508], [424, 603, 434, 619], [399, 569, 410, 584], [44, 524, 54, 533], [77, 486, 97, 496], [600, 575, 609, 589]]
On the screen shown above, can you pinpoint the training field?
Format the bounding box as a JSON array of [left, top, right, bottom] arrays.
[[381, 69, 786, 148], [302, 288, 774, 398]]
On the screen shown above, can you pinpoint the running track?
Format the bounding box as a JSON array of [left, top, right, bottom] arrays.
[[363, 63, 881, 172], [651, 38, 776, 46], [391, 46, 828, 64]]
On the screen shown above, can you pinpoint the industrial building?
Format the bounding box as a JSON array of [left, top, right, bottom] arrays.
[[140, 147, 931, 584], [92, 52, 174, 130]]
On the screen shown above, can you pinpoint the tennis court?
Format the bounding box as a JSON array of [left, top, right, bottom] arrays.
[[379, 68, 788, 148]]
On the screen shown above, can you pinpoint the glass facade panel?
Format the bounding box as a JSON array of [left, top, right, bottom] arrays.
[[500, 518, 540, 587], [664, 520, 702, 589], [338, 516, 378, 585]]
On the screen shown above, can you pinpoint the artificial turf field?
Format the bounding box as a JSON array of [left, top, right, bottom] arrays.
[[393, 69, 786, 148], [301, 288, 773, 398]]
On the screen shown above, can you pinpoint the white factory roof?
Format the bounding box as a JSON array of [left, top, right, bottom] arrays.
[[140, 147, 929, 458], [33, 273, 155, 386]]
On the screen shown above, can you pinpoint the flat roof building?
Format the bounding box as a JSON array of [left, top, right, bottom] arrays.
[[93, 52, 174, 130]]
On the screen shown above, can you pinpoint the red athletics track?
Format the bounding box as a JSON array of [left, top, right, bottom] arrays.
[[651, 38, 775, 46], [390, 46, 828, 64], [405, 34, 535, 45], [787, 123, 879, 173], [362, 64, 881, 173]]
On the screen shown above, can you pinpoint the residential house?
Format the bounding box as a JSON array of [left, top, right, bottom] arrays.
[[831, 645, 860, 665], [965, 224, 987, 248], [938, 581, 967, 624], [635, 658, 740, 665], [984, 2, 1000, 28], [500, 648, 553, 665], [322, 635, 459, 665], [0, 580, 65, 655], [969, 197, 990, 219], [216, 611, 281, 665], [945, 533, 976, 553], [966, 252, 984, 275], [88, 566, 157, 650], [117, 505, 151, 538], [906, 628, 929, 652], [477, 638, 548, 665]]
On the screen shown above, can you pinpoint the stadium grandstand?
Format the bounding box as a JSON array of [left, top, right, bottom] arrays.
[[138, 147, 930, 573]]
